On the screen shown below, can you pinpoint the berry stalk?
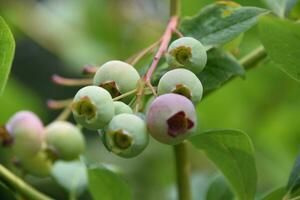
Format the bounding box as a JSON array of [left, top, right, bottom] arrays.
[[174, 141, 191, 200], [0, 164, 53, 200], [144, 16, 179, 82]]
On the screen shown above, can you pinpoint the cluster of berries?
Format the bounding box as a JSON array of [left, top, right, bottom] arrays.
[[1, 111, 85, 177], [0, 37, 206, 176], [72, 37, 207, 158]]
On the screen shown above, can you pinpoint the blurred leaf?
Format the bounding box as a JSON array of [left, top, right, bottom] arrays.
[[180, 1, 266, 47], [287, 152, 300, 197], [0, 78, 44, 123], [88, 166, 132, 200], [0, 181, 16, 200], [198, 48, 245, 95], [206, 175, 234, 200], [190, 129, 257, 200], [52, 160, 88, 196], [261, 187, 286, 200], [0, 16, 15, 95], [259, 16, 300, 82], [290, 1, 300, 19], [262, 0, 297, 17]]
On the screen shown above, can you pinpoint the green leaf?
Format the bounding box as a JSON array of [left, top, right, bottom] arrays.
[[198, 48, 245, 95], [262, 0, 297, 17], [180, 1, 266, 47], [51, 160, 88, 196], [88, 166, 132, 200], [261, 187, 286, 200], [206, 175, 234, 200], [0, 16, 15, 95], [287, 152, 300, 197], [259, 16, 300, 81], [189, 129, 257, 200]]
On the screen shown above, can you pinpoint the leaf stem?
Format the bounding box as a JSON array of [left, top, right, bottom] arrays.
[[240, 45, 267, 70], [174, 141, 191, 200], [0, 164, 53, 200]]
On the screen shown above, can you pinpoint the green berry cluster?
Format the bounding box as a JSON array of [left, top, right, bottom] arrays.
[[72, 60, 149, 158], [71, 36, 206, 157], [2, 111, 85, 177], [0, 37, 206, 170]]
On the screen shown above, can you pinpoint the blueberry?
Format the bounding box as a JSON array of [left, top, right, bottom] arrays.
[[72, 86, 114, 130], [20, 151, 53, 177], [5, 111, 44, 159], [157, 68, 203, 103], [93, 60, 140, 99], [146, 94, 197, 145], [104, 114, 149, 158], [113, 101, 133, 115], [166, 37, 207, 73], [45, 121, 85, 161]]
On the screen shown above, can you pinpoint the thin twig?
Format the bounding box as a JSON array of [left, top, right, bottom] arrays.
[[52, 74, 93, 87], [127, 40, 160, 66], [173, 28, 184, 38], [144, 16, 179, 82], [47, 99, 73, 110], [82, 65, 98, 75], [0, 164, 53, 200], [112, 89, 137, 101]]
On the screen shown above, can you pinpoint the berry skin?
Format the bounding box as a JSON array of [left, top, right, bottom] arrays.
[[157, 68, 203, 104], [146, 94, 197, 145], [166, 37, 207, 73], [72, 86, 114, 130], [45, 121, 85, 161], [104, 113, 149, 158], [113, 101, 133, 115], [20, 151, 53, 177], [93, 60, 140, 98], [5, 111, 44, 159]]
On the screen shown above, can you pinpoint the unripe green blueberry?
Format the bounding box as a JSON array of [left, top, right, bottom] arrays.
[[104, 114, 149, 158], [113, 101, 133, 115], [45, 121, 85, 161], [146, 94, 197, 145], [157, 69, 203, 103], [20, 151, 53, 177], [6, 111, 44, 159], [166, 37, 207, 73], [93, 60, 140, 98], [72, 86, 114, 130]]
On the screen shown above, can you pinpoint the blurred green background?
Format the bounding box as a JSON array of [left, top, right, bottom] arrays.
[[0, 0, 299, 199]]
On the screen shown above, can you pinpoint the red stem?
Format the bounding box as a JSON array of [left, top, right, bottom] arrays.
[[52, 74, 93, 87], [144, 16, 179, 82]]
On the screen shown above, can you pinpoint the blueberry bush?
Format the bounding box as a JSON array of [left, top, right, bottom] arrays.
[[1, 0, 300, 200]]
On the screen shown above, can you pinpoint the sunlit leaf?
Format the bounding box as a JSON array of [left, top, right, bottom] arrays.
[[259, 16, 300, 81], [88, 166, 132, 200], [0, 16, 15, 95], [180, 1, 266, 47], [190, 129, 257, 200], [261, 187, 286, 200]]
